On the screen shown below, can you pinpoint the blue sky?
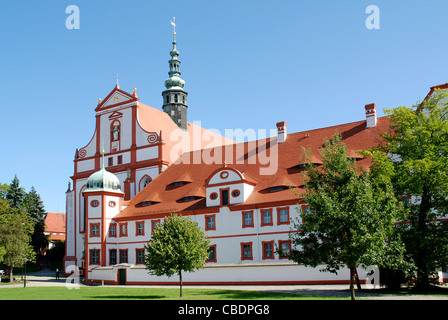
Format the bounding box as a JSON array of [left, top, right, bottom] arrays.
[[1, 0, 447, 213]]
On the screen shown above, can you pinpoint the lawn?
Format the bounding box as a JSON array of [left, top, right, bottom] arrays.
[[0, 286, 338, 300]]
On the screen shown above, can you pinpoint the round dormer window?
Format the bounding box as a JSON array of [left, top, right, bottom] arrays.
[[232, 190, 241, 197], [220, 171, 229, 179]]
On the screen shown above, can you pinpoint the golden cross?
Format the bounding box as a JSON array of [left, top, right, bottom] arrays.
[[170, 17, 176, 35]]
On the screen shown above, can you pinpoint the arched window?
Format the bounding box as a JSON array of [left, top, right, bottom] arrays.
[[139, 176, 152, 191], [175, 94, 178, 103]]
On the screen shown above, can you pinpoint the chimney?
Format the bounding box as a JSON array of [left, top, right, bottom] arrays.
[[365, 103, 377, 128], [276, 121, 287, 143]]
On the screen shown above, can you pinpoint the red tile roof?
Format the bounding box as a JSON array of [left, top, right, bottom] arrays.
[[44, 212, 66, 241], [115, 117, 391, 221]]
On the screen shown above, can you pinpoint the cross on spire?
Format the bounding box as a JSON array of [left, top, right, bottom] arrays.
[[115, 73, 120, 88], [170, 17, 176, 36]]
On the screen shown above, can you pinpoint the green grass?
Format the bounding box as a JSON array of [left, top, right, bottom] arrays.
[[0, 286, 341, 300]]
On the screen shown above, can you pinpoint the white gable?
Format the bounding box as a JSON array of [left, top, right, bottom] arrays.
[[207, 168, 242, 185]]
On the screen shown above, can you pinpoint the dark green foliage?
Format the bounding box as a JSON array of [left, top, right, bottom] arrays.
[[289, 134, 405, 300]]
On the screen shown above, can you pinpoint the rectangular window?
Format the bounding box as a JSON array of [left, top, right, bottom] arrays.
[[90, 223, 100, 237], [136, 221, 145, 236], [205, 215, 216, 231], [136, 249, 145, 264], [108, 157, 113, 166], [242, 211, 254, 228], [277, 207, 290, 225], [119, 249, 128, 263], [90, 249, 100, 265], [262, 241, 274, 260], [221, 189, 229, 205], [279, 240, 291, 259], [109, 249, 117, 265], [206, 245, 217, 263], [117, 155, 123, 164], [241, 242, 253, 260], [109, 223, 116, 237], [151, 219, 160, 233], [119, 223, 128, 237], [261, 210, 273, 226]]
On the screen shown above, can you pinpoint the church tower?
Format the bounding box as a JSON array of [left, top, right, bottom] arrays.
[[162, 17, 188, 130]]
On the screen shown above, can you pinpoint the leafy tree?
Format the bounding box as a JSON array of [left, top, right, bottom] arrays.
[[0, 183, 9, 200], [6, 175, 25, 209], [24, 187, 48, 253], [0, 199, 35, 282], [144, 213, 210, 297], [370, 89, 448, 290], [289, 134, 405, 300]]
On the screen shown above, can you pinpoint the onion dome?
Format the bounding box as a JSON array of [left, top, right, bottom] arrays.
[[85, 152, 122, 193], [164, 37, 185, 90]]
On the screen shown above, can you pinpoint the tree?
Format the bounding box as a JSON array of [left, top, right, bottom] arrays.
[[6, 175, 25, 209], [289, 134, 405, 300], [24, 187, 48, 253], [0, 183, 9, 200], [0, 199, 35, 282], [144, 213, 210, 297], [371, 89, 448, 290]]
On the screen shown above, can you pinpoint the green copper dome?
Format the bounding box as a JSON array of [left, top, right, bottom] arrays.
[[164, 39, 185, 90], [85, 167, 122, 193]]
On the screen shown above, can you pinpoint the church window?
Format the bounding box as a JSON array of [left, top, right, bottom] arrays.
[[140, 176, 152, 191], [117, 155, 122, 164], [231, 189, 240, 197], [166, 95, 170, 104], [241, 242, 253, 260], [175, 94, 178, 103], [108, 157, 113, 166]]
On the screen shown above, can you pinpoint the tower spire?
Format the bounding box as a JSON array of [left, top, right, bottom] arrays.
[[162, 17, 188, 130]]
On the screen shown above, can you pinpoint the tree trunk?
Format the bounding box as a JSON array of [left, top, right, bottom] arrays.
[[179, 270, 183, 297], [8, 266, 13, 283], [350, 267, 356, 300]]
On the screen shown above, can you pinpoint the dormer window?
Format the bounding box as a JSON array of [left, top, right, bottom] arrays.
[[136, 201, 158, 207], [205, 167, 255, 207], [178, 196, 202, 202], [268, 186, 288, 192]]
